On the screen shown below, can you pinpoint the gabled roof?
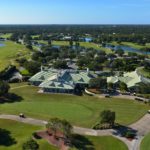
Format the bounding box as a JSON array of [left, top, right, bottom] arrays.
[[107, 71, 143, 88], [29, 71, 57, 82], [39, 80, 74, 90], [29, 69, 96, 89]]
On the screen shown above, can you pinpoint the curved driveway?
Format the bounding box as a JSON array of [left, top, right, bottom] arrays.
[[1, 114, 150, 150]]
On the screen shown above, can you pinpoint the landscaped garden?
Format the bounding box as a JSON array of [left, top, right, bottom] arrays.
[[0, 119, 128, 150], [0, 83, 149, 128]]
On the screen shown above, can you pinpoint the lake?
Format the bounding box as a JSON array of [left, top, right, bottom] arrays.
[[105, 44, 150, 55]]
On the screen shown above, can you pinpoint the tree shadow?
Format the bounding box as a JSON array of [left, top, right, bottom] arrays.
[[0, 93, 23, 104], [71, 134, 95, 150], [0, 128, 17, 146], [113, 124, 138, 138]]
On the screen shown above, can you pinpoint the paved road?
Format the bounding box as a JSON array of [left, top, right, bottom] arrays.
[[130, 114, 150, 136]]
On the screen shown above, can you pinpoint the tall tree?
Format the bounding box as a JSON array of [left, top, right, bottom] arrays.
[[100, 110, 116, 127], [119, 82, 128, 92], [46, 118, 73, 140], [0, 81, 10, 96], [69, 40, 73, 47], [46, 118, 61, 137], [61, 119, 73, 139]]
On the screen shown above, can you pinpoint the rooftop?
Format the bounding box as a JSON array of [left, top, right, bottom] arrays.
[[107, 71, 143, 88], [29, 69, 96, 89]]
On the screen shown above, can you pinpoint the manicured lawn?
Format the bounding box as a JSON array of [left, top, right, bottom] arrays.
[[52, 41, 112, 53], [0, 41, 30, 70], [52, 40, 69, 46], [86, 136, 128, 150], [79, 42, 112, 53], [31, 35, 40, 38], [71, 135, 128, 150], [140, 133, 150, 150], [111, 41, 150, 50], [0, 119, 57, 150], [0, 83, 149, 128], [0, 120, 127, 150]]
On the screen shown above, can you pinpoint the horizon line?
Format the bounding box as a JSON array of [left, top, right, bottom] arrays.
[[0, 24, 150, 26]]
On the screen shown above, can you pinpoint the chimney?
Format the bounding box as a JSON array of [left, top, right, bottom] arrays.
[[41, 66, 43, 71], [87, 68, 89, 74]]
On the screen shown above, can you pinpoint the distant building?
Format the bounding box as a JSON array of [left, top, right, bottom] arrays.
[[29, 69, 97, 94], [63, 36, 72, 40], [107, 71, 150, 90]]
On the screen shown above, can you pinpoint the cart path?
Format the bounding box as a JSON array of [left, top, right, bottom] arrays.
[[1, 114, 150, 150], [10, 85, 29, 90]]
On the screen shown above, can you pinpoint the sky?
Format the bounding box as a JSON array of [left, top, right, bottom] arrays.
[[0, 0, 150, 24]]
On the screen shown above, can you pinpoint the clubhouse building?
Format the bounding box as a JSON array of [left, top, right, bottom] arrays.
[[29, 69, 96, 94], [107, 71, 150, 91]]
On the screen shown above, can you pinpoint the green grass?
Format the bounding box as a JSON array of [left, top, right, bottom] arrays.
[[37, 40, 48, 44], [52, 41, 69, 46], [79, 42, 112, 53], [86, 136, 128, 150], [52, 41, 112, 53], [31, 35, 40, 39], [71, 135, 128, 150], [140, 133, 150, 150], [0, 83, 149, 128], [20, 69, 30, 76], [0, 33, 12, 39], [0, 41, 30, 70], [0, 120, 127, 150], [0, 119, 57, 150], [111, 41, 150, 50], [137, 67, 150, 78]]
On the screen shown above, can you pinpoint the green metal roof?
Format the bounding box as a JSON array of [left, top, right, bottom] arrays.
[[29, 71, 57, 82], [107, 71, 142, 88], [39, 80, 74, 90], [29, 69, 96, 89]]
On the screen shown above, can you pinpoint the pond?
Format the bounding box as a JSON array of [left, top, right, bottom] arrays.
[[105, 44, 150, 55], [0, 42, 5, 47], [52, 45, 78, 50], [52, 45, 61, 49], [85, 37, 92, 42]]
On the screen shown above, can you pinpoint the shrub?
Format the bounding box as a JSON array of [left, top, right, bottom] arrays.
[[22, 139, 39, 150]]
